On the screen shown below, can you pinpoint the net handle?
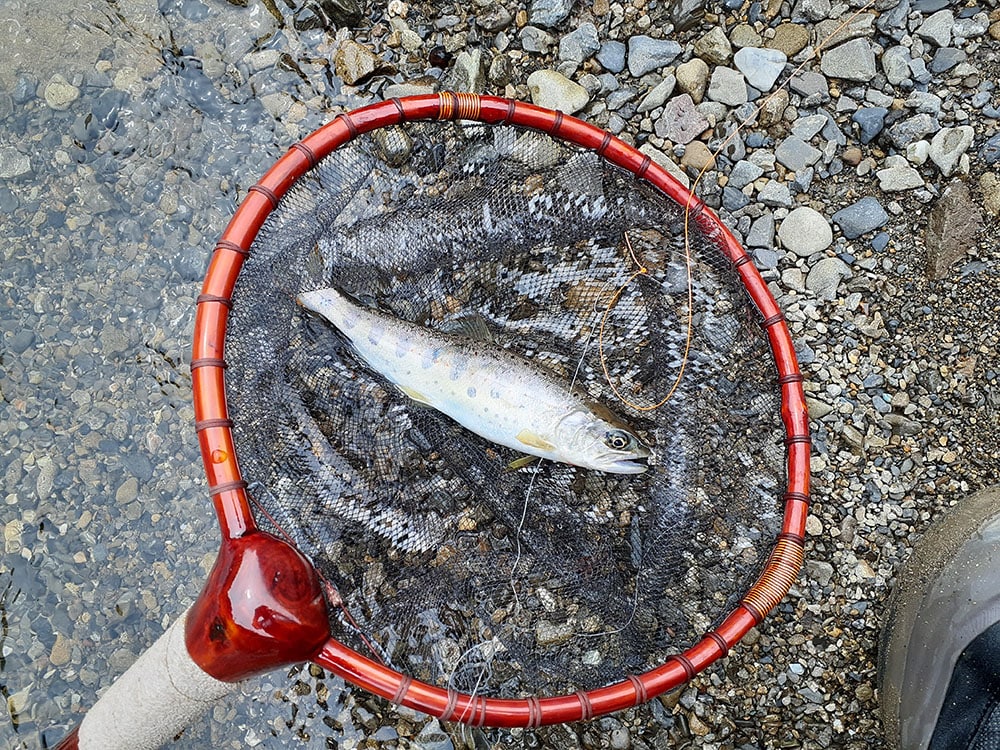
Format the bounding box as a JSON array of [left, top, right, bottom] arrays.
[[192, 92, 810, 725]]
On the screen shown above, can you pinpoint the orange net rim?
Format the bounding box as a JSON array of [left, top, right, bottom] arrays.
[[190, 92, 811, 727]]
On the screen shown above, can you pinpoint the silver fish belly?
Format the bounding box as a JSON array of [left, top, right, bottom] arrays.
[[297, 288, 651, 473]]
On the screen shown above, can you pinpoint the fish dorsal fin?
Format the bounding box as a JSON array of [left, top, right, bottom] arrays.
[[439, 312, 495, 343]]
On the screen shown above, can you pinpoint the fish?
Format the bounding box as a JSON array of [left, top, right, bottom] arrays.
[[296, 287, 653, 474]]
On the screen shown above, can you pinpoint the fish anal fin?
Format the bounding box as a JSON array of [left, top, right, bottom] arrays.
[[516, 429, 555, 453], [399, 385, 434, 406]]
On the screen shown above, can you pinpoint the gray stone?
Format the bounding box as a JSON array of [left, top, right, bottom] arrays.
[[728, 159, 764, 189], [887, 113, 939, 149], [815, 12, 876, 48], [638, 143, 690, 188], [753, 247, 781, 269], [906, 91, 942, 116], [877, 0, 909, 38], [789, 71, 829, 99], [775, 136, 822, 172], [43, 74, 80, 111], [445, 49, 487, 93], [832, 197, 889, 239], [746, 213, 775, 248], [806, 257, 851, 300], [693, 26, 732, 65], [0, 147, 31, 179], [478, 6, 513, 31], [733, 47, 787, 92], [820, 38, 877, 81], [9, 329, 34, 354], [558, 22, 600, 62], [529, 0, 574, 28], [723, 186, 751, 212], [627, 35, 683, 77], [792, 114, 828, 141], [707, 67, 747, 106], [928, 126, 974, 178], [637, 75, 676, 113], [882, 46, 912, 85], [519, 26, 555, 54], [982, 132, 1000, 165], [953, 14, 989, 38], [925, 180, 981, 280], [876, 160, 924, 192], [797, 0, 832, 21], [915, 9, 954, 47], [606, 87, 638, 110], [852, 107, 887, 145], [526, 69, 590, 114], [758, 180, 793, 208], [929, 48, 966, 73], [807, 560, 836, 586], [779, 207, 833, 256], [596, 40, 627, 73], [653, 94, 707, 144], [908, 56, 932, 85]]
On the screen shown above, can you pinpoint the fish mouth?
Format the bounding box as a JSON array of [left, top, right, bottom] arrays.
[[608, 454, 651, 474]]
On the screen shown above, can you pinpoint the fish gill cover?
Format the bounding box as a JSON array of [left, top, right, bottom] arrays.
[[224, 120, 786, 698]]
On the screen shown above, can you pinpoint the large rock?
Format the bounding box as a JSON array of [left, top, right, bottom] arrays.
[[925, 180, 982, 280], [928, 126, 974, 178], [653, 94, 707, 144], [693, 26, 732, 65], [707, 66, 747, 106], [778, 207, 833, 257], [43, 73, 80, 110], [526, 69, 590, 113], [915, 9, 954, 47], [820, 38, 877, 81], [832, 197, 889, 239], [733, 47, 787, 92], [529, 0, 574, 28], [334, 40, 394, 85], [627, 35, 682, 77], [558, 22, 601, 62], [806, 257, 851, 300], [674, 57, 709, 103]]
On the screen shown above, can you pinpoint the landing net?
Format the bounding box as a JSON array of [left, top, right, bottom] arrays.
[[211, 95, 808, 716]]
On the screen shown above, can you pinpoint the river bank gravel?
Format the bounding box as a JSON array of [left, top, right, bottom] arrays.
[[1, 0, 998, 748]]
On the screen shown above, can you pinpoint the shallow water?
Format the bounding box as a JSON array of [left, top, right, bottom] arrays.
[[0, 0, 415, 747]]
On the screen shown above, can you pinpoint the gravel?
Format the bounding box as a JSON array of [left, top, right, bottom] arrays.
[[2, 0, 999, 749]]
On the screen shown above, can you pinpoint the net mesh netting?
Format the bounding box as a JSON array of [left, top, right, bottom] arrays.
[[225, 121, 786, 698]]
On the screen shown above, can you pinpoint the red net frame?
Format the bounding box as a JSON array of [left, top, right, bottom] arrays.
[[190, 92, 810, 727]]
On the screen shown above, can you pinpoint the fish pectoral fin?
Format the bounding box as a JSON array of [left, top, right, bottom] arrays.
[[515, 429, 555, 453], [506, 454, 540, 472], [399, 385, 434, 406]]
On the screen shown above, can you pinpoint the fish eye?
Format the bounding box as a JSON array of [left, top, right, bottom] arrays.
[[604, 429, 633, 451]]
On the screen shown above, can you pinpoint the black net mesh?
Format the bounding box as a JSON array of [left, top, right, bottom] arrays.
[[225, 121, 786, 698]]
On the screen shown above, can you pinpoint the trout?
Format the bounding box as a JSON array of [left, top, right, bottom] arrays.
[[297, 288, 652, 474]]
